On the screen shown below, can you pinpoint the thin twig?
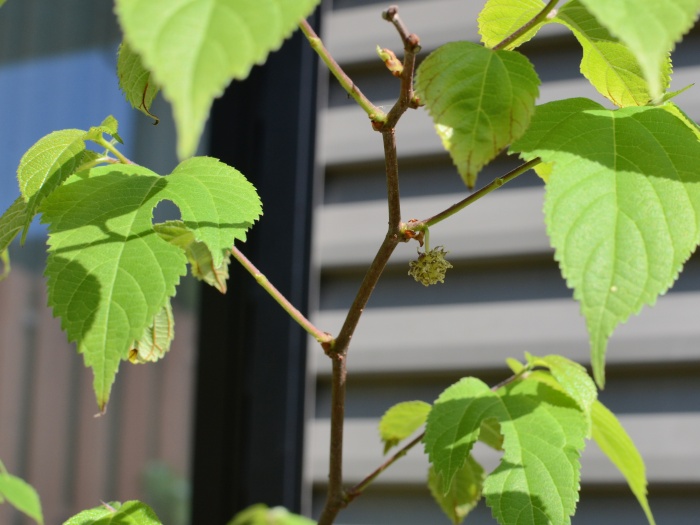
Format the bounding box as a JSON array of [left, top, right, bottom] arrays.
[[231, 246, 333, 345], [493, 0, 559, 51], [423, 158, 541, 228], [347, 432, 424, 500], [299, 19, 387, 123]]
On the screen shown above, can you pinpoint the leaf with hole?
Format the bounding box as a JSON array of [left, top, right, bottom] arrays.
[[41, 157, 261, 409], [415, 41, 539, 188], [511, 98, 700, 387]]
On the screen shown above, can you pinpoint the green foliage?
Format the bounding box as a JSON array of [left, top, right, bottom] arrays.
[[41, 156, 261, 409], [577, 0, 700, 100], [428, 457, 484, 524], [64, 501, 162, 525], [415, 41, 539, 188], [424, 376, 588, 525], [511, 98, 700, 387], [478, 0, 548, 49], [554, 0, 671, 107], [114, 0, 321, 159], [0, 196, 26, 255], [591, 401, 655, 525], [0, 460, 43, 525], [228, 504, 316, 525], [128, 300, 175, 364], [117, 42, 160, 123], [379, 400, 431, 453]]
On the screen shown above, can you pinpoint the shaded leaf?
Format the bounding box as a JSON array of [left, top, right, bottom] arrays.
[[511, 98, 700, 387], [591, 401, 655, 525], [478, 0, 548, 50], [554, 0, 671, 107], [428, 456, 485, 524], [578, 0, 700, 100], [115, 0, 321, 159], [0, 196, 28, 255], [117, 41, 160, 124], [154, 220, 230, 292], [41, 157, 261, 409], [129, 300, 175, 364], [379, 401, 431, 454], [415, 41, 539, 188]]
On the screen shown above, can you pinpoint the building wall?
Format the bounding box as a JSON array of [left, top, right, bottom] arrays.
[[306, 1, 700, 523]]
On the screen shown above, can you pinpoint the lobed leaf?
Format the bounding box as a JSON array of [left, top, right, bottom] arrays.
[[41, 158, 261, 409], [554, 0, 671, 107], [117, 41, 160, 123], [591, 401, 656, 525], [63, 500, 161, 525], [578, 0, 700, 100], [478, 0, 549, 50], [379, 401, 431, 454], [428, 457, 485, 524], [114, 0, 321, 159], [415, 41, 539, 188], [0, 463, 43, 525], [511, 98, 700, 387]]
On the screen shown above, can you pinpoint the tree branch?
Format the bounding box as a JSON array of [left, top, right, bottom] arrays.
[[299, 18, 387, 124], [231, 246, 333, 345]]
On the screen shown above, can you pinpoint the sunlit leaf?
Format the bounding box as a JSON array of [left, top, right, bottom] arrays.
[[0, 461, 43, 525], [115, 0, 321, 159], [415, 41, 539, 188], [511, 98, 700, 387], [478, 0, 548, 50], [379, 400, 431, 454]]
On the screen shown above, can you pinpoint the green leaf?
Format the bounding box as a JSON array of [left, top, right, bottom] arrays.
[[228, 504, 316, 525], [84, 115, 123, 144], [64, 501, 162, 525], [41, 157, 261, 409], [415, 41, 539, 188], [16, 129, 89, 241], [425, 376, 588, 524], [662, 100, 700, 141], [154, 220, 231, 292], [114, 0, 321, 159], [129, 300, 175, 364], [554, 0, 671, 107], [478, 418, 504, 451], [525, 353, 597, 424], [0, 463, 43, 525], [577, 0, 700, 100], [0, 249, 9, 281], [511, 98, 700, 387], [379, 401, 431, 454], [428, 456, 485, 524], [478, 0, 549, 50], [424, 378, 506, 493], [483, 378, 587, 525], [117, 41, 160, 124], [591, 401, 655, 525], [0, 196, 28, 255]]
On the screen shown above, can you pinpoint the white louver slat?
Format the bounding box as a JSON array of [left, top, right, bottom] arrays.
[[306, 1, 700, 523]]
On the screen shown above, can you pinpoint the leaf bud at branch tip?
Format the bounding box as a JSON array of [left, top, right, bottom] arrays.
[[377, 45, 404, 77]]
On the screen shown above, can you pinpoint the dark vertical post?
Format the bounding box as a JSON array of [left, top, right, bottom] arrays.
[[191, 11, 319, 523]]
